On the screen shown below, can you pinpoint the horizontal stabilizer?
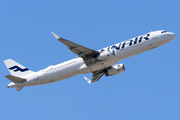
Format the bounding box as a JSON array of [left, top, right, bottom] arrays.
[[16, 86, 24, 91], [5, 75, 26, 83]]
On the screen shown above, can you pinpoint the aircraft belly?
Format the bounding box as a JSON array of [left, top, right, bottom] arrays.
[[53, 65, 81, 81]]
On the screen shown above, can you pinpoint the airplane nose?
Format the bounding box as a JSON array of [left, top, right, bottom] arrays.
[[172, 33, 176, 39], [168, 32, 176, 40]]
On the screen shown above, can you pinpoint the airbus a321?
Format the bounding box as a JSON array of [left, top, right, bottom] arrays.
[[4, 30, 176, 91]]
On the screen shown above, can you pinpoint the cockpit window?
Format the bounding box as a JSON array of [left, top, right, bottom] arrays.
[[161, 31, 167, 33]]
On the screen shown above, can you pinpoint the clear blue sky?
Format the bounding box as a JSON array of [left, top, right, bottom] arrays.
[[1, 0, 180, 120]]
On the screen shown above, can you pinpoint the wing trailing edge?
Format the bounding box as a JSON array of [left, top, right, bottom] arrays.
[[51, 32, 99, 65]]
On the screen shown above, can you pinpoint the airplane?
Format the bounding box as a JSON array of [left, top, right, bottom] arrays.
[[4, 30, 176, 91]]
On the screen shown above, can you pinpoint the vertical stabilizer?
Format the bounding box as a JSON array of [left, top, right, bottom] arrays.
[[4, 59, 34, 78]]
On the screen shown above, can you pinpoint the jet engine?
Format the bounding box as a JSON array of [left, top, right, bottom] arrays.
[[105, 64, 125, 76], [96, 50, 115, 61]]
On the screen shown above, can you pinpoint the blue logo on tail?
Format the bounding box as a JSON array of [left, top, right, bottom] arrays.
[[9, 66, 29, 72]]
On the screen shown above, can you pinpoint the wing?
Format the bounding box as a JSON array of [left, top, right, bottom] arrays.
[[84, 66, 111, 83], [52, 32, 99, 64]]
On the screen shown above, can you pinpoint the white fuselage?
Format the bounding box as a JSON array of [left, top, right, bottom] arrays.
[[8, 30, 176, 88]]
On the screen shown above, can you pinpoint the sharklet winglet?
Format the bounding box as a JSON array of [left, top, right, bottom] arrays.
[[84, 76, 92, 84], [52, 32, 61, 40]]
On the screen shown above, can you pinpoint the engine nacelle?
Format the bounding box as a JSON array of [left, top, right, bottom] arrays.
[[96, 50, 115, 61], [105, 64, 125, 76]]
